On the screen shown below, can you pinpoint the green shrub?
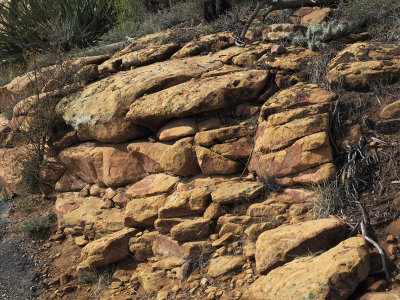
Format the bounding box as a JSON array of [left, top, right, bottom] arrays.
[[0, 0, 116, 61], [102, 0, 203, 44], [339, 0, 400, 42], [289, 21, 353, 51], [114, 0, 147, 25], [19, 213, 57, 234]]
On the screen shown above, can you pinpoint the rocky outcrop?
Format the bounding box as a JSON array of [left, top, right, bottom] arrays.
[[77, 228, 137, 271], [327, 42, 400, 89], [255, 217, 346, 274], [172, 32, 234, 59], [56, 55, 223, 143], [55, 193, 124, 238], [243, 237, 369, 300], [58, 143, 145, 187], [127, 70, 268, 129], [249, 83, 336, 185], [0, 55, 108, 112]]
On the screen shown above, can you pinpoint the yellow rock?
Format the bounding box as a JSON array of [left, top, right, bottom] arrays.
[[255, 217, 346, 274], [243, 237, 369, 300]]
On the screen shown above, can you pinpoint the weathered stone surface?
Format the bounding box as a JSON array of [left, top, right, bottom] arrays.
[[255, 114, 330, 153], [250, 132, 333, 179], [211, 137, 253, 160], [0, 148, 22, 194], [172, 32, 233, 59], [204, 202, 226, 220], [157, 118, 198, 141], [272, 188, 318, 204], [212, 233, 235, 247], [125, 194, 168, 227], [300, 7, 331, 26], [197, 117, 222, 132], [243, 237, 369, 300], [152, 234, 185, 258], [59, 143, 144, 187], [380, 99, 400, 119], [182, 241, 214, 259], [126, 173, 179, 199], [236, 44, 273, 63], [262, 24, 295, 41], [77, 228, 137, 271], [1, 55, 109, 112], [127, 70, 268, 129], [55, 170, 87, 192], [98, 43, 179, 74], [208, 255, 246, 277], [152, 257, 186, 270], [194, 123, 255, 147], [57, 55, 223, 143], [250, 83, 335, 185], [0, 115, 21, 148], [275, 163, 336, 186], [219, 222, 244, 236], [154, 217, 188, 234], [259, 47, 318, 71], [127, 139, 200, 177], [129, 231, 159, 261], [211, 181, 263, 204], [159, 138, 200, 176], [40, 157, 65, 183], [170, 218, 210, 242], [244, 223, 276, 242], [259, 83, 335, 120], [195, 146, 241, 175], [158, 187, 211, 218], [255, 217, 346, 274], [327, 42, 400, 89], [115, 31, 174, 57], [55, 193, 124, 237]]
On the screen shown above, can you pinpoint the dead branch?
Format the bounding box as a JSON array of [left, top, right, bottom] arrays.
[[360, 220, 390, 280], [235, 0, 336, 46]]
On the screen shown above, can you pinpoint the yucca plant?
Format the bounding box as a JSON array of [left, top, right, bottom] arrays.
[[0, 0, 116, 61]]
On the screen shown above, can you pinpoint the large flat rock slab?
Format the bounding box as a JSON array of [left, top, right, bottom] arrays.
[[255, 217, 346, 274], [327, 42, 400, 90], [127, 70, 268, 129], [243, 237, 369, 300], [56, 56, 223, 143]]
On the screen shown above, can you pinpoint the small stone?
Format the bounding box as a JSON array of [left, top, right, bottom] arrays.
[[210, 234, 219, 241], [212, 233, 235, 247], [89, 184, 102, 196], [387, 235, 395, 243], [110, 281, 122, 289], [207, 292, 215, 300], [74, 236, 88, 247], [216, 291, 223, 297], [388, 244, 397, 256], [172, 285, 180, 293], [79, 185, 90, 197], [236, 279, 244, 288], [200, 278, 208, 287], [157, 290, 169, 300]]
